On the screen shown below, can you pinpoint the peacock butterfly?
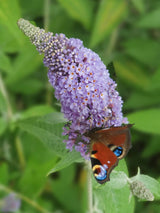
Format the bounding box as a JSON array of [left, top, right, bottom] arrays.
[[88, 124, 132, 184]]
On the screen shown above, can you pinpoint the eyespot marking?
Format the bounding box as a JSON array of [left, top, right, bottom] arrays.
[[113, 146, 123, 157], [94, 164, 108, 181]]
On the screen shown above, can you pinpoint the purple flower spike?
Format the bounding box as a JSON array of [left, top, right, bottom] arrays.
[[17, 19, 128, 159]]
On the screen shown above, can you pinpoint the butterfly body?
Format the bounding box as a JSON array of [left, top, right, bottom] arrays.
[[89, 124, 132, 184]]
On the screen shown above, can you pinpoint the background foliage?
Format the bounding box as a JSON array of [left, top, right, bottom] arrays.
[[0, 0, 160, 212]]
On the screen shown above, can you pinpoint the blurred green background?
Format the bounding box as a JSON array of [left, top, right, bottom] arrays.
[[0, 0, 160, 212]]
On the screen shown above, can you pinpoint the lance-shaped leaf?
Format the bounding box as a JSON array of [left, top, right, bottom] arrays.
[[90, 0, 127, 47]]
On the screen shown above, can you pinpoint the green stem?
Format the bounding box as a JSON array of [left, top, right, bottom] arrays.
[[87, 161, 93, 213], [0, 73, 26, 169], [0, 73, 13, 120], [105, 27, 119, 57], [44, 0, 50, 31], [0, 184, 51, 213], [15, 136, 26, 170]]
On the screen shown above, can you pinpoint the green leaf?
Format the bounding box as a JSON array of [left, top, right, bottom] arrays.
[[0, 51, 12, 73], [57, 0, 93, 30], [48, 151, 83, 175], [114, 58, 149, 90], [0, 25, 21, 52], [0, 163, 9, 185], [142, 135, 160, 158], [9, 78, 44, 95], [136, 8, 160, 28], [20, 0, 44, 19], [147, 67, 160, 92], [127, 108, 160, 135], [49, 2, 79, 36], [123, 38, 160, 67], [95, 185, 134, 213], [17, 112, 68, 157], [90, 0, 127, 47], [18, 133, 58, 197], [131, 0, 145, 13], [0, 117, 7, 136], [20, 105, 55, 120], [51, 164, 83, 213], [0, 0, 23, 46], [0, 91, 7, 113], [18, 160, 54, 197], [125, 92, 160, 110], [5, 45, 42, 86], [93, 160, 135, 213]]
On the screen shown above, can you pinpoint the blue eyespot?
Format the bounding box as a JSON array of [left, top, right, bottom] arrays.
[[113, 146, 123, 157], [96, 164, 108, 181]]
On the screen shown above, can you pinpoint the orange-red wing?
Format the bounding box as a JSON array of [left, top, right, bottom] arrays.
[[91, 142, 118, 183]]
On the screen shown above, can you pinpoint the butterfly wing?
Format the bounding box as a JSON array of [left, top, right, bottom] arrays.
[[91, 142, 118, 183], [90, 124, 132, 184], [94, 124, 132, 159]]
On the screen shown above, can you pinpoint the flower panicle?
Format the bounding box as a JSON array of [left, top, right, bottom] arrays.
[[129, 180, 154, 201], [17, 18, 53, 53], [17, 19, 128, 158]]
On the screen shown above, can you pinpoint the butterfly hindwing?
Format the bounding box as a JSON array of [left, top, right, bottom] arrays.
[[90, 124, 132, 184], [91, 142, 118, 183]]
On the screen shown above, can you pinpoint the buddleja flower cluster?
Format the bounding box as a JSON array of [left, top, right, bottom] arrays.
[[18, 19, 128, 159]]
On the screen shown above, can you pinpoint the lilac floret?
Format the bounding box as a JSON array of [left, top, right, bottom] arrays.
[[1, 194, 21, 212], [17, 19, 128, 159]]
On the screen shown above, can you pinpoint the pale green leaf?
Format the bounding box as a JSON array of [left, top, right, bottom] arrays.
[[131, 169, 160, 200], [90, 0, 127, 47], [20, 105, 55, 120], [93, 160, 135, 213], [127, 108, 160, 135], [17, 112, 68, 157], [48, 150, 83, 175]]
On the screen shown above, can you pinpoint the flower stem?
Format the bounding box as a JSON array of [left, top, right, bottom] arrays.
[[0, 184, 51, 213], [44, 0, 50, 31], [0, 73, 26, 170], [87, 161, 93, 213], [105, 27, 119, 57]]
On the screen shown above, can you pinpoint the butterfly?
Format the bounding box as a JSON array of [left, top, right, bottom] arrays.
[[88, 124, 132, 184]]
